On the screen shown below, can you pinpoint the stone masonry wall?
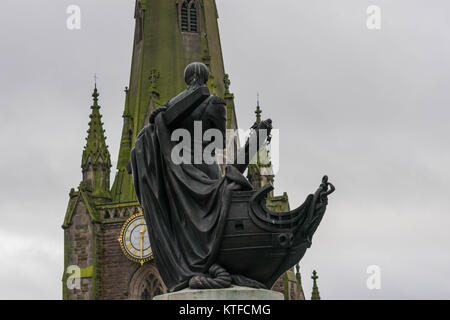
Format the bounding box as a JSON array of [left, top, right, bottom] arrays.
[[100, 222, 137, 299], [65, 201, 94, 300]]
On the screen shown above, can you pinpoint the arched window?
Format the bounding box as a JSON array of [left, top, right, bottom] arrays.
[[189, 2, 198, 32], [180, 2, 189, 32], [179, 0, 199, 33], [128, 265, 167, 300], [140, 274, 165, 300]]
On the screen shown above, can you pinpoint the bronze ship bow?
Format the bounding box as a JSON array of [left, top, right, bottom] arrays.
[[217, 176, 335, 289]]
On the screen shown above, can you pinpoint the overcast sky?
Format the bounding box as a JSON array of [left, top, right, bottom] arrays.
[[1, 0, 449, 299]]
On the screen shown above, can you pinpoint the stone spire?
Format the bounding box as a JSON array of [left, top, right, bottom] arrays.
[[247, 96, 274, 191], [255, 93, 262, 166], [81, 84, 112, 199], [295, 264, 306, 300], [311, 270, 321, 300], [255, 93, 262, 125]]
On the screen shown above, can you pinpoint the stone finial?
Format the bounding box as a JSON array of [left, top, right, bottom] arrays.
[[223, 74, 231, 94], [311, 270, 321, 300], [255, 93, 262, 125]]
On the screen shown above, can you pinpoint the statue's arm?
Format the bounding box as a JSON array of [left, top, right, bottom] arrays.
[[149, 105, 168, 124], [164, 87, 211, 127], [205, 96, 227, 146], [149, 87, 210, 126], [231, 119, 272, 173]]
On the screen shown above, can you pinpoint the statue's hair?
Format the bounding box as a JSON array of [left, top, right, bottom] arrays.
[[184, 62, 209, 87]]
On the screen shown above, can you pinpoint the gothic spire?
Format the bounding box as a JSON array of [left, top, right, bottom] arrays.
[[311, 270, 321, 300], [295, 264, 306, 300], [255, 93, 262, 125], [254, 96, 271, 168], [81, 84, 112, 198], [247, 97, 274, 191], [82, 85, 111, 169]]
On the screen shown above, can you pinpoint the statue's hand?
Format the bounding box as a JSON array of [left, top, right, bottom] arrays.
[[251, 119, 272, 131], [260, 119, 273, 143], [261, 118, 272, 132], [250, 119, 273, 143], [149, 106, 168, 124]]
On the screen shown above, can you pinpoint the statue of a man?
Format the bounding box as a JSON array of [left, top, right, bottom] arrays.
[[131, 62, 271, 292]]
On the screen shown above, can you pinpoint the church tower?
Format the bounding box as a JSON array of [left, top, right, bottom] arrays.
[[63, 0, 303, 300], [111, 0, 238, 203]]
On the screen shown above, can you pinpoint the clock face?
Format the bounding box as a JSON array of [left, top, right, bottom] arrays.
[[118, 212, 153, 265]]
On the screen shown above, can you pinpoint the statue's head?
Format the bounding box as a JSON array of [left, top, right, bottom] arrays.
[[184, 62, 209, 88]]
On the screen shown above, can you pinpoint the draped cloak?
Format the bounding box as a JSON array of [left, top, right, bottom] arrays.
[[130, 102, 252, 292]]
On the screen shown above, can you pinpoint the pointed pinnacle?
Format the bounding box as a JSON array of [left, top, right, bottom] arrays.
[[255, 93, 262, 124], [92, 74, 100, 105], [92, 86, 99, 105]]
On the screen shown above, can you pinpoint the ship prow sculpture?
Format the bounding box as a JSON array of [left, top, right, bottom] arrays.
[[131, 62, 335, 293], [217, 176, 334, 289]]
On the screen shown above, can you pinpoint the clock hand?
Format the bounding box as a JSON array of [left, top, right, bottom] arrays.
[[140, 225, 146, 260]]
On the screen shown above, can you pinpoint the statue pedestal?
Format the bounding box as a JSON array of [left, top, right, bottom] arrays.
[[153, 286, 284, 300]]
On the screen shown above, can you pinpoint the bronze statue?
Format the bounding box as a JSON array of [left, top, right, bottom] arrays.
[[131, 62, 334, 292]]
